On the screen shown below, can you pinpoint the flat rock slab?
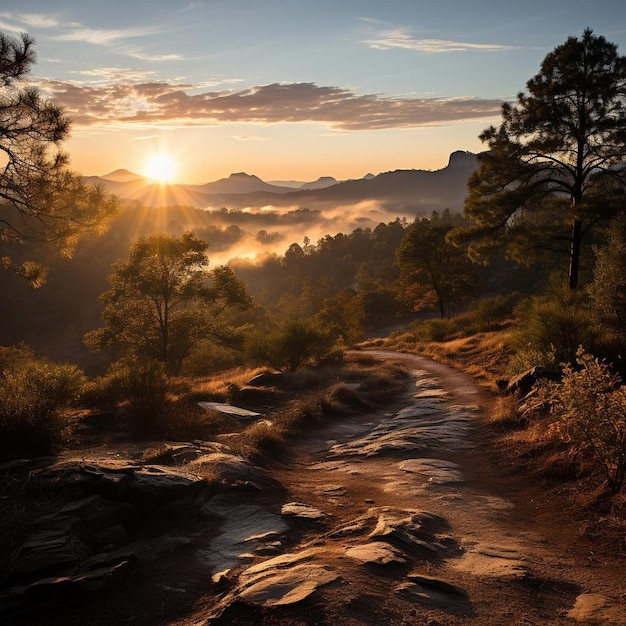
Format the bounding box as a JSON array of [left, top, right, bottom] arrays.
[[345, 542, 406, 565], [198, 401, 262, 420], [281, 502, 328, 520], [200, 494, 289, 573], [452, 541, 529, 578], [208, 548, 338, 617], [396, 574, 470, 613], [328, 392, 474, 459], [567, 593, 626, 625], [189, 453, 273, 488], [397, 458, 465, 485]]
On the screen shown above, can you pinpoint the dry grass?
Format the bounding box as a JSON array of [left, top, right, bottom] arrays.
[[374, 327, 513, 392]]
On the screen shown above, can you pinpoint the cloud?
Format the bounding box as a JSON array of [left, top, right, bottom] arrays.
[[18, 13, 59, 28], [232, 135, 268, 141], [365, 27, 514, 53], [55, 25, 161, 45], [72, 67, 157, 83], [39, 79, 503, 131]]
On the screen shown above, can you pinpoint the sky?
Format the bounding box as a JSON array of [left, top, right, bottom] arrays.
[[2, 0, 626, 183]]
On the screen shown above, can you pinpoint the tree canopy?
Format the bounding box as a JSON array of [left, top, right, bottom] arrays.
[[396, 212, 479, 319], [0, 32, 116, 286], [455, 29, 626, 289], [84, 232, 252, 371]]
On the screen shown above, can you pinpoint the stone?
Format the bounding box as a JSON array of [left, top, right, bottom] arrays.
[[397, 458, 465, 485], [238, 562, 338, 606], [452, 541, 529, 578], [10, 530, 91, 581], [396, 575, 469, 612], [197, 401, 262, 420], [247, 372, 285, 387], [199, 494, 289, 573], [189, 452, 275, 488], [280, 502, 327, 520], [345, 543, 406, 565]]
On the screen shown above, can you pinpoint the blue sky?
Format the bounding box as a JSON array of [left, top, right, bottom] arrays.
[[2, 1, 625, 182]]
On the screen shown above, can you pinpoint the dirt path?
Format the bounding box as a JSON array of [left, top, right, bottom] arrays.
[[198, 350, 626, 625], [31, 351, 625, 625]]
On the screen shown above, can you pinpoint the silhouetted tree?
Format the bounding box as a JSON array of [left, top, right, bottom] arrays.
[[455, 29, 626, 289], [0, 32, 116, 286]]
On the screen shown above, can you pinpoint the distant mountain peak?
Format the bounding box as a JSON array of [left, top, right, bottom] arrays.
[[101, 168, 144, 182], [228, 172, 260, 180], [299, 176, 338, 191], [446, 151, 477, 169]]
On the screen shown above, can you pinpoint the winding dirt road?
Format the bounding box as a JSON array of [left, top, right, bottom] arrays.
[[198, 350, 626, 625]]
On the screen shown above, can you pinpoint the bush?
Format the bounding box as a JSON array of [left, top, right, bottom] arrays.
[[0, 350, 85, 458], [414, 317, 462, 343], [469, 292, 522, 329], [511, 285, 597, 370], [85, 356, 169, 432], [246, 320, 333, 372], [540, 347, 626, 494]]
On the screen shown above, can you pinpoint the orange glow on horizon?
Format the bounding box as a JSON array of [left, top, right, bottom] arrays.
[[143, 152, 177, 184]]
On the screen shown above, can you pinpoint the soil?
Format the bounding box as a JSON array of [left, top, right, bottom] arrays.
[[19, 350, 626, 626]]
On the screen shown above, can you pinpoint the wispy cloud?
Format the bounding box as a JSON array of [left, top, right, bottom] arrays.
[[365, 27, 514, 53], [73, 67, 156, 83], [55, 25, 161, 45], [232, 135, 268, 141], [38, 79, 503, 131], [121, 48, 185, 62], [18, 13, 59, 28]]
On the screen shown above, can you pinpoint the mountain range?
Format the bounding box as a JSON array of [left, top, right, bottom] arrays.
[[84, 151, 478, 214]]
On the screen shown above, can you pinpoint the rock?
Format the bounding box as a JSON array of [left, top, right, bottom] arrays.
[[208, 547, 338, 617], [345, 543, 406, 565], [0, 560, 130, 619], [10, 531, 91, 581], [125, 465, 206, 504], [368, 509, 451, 560], [328, 387, 474, 458], [189, 452, 275, 489], [397, 458, 465, 485], [506, 366, 561, 397], [38, 495, 136, 537], [452, 541, 529, 578], [247, 372, 285, 387], [280, 502, 328, 520], [197, 401, 262, 420], [199, 494, 289, 573], [566, 593, 626, 624], [396, 575, 469, 612], [238, 562, 338, 606]]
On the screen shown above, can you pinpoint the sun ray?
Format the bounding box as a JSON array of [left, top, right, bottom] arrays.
[[144, 152, 177, 184]]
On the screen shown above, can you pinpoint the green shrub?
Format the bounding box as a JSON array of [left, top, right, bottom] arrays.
[[0, 351, 85, 458], [540, 347, 626, 494], [469, 292, 522, 329], [85, 356, 169, 432], [511, 286, 597, 370], [246, 320, 333, 372], [414, 317, 462, 342]]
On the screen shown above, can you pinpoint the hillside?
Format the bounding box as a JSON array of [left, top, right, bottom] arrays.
[[84, 151, 478, 213]]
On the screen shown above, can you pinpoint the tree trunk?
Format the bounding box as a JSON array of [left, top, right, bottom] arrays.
[[568, 219, 582, 289]]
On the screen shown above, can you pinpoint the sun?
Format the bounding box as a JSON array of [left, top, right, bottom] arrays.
[[144, 152, 177, 184]]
